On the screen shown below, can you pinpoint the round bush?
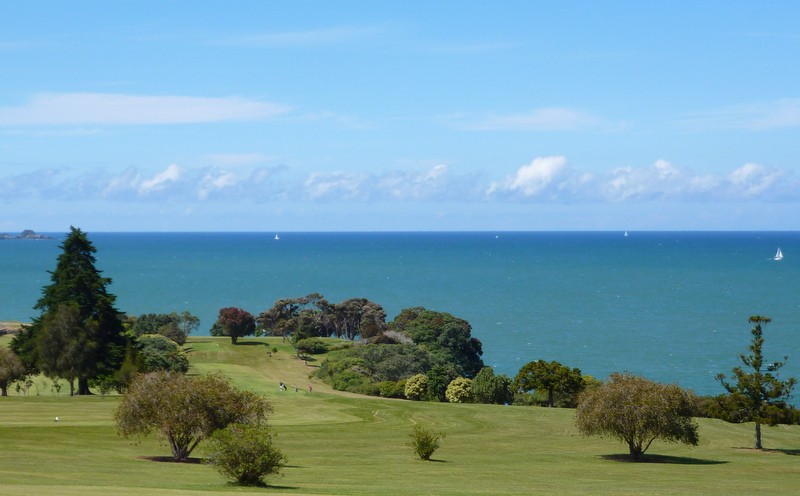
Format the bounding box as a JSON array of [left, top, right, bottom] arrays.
[[404, 374, 428, 401], [445, 377, 473, 403], [206, 423, 286, 486]]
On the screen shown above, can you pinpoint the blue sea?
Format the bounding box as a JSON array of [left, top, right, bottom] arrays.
[[2, 231, 799, 397]]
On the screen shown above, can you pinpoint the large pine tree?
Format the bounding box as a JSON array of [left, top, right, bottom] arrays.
[[716, 316, 797, 449], [31, 227, 126, 395]]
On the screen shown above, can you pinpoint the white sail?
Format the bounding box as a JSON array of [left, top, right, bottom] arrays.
[[774, 248, 783, 261]]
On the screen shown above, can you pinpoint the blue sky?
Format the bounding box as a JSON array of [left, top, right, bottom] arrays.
[[2, 1, 800, 232]]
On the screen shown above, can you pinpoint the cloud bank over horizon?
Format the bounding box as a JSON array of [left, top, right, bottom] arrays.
[[1, 156, 795, 206]]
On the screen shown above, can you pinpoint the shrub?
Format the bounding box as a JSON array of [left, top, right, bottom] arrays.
[[445, 377, 473, 403], [294, 337, 328, 355], [206, 423, 286, 486], [137, 334, 190, 373], [471, 366, 513, 405], [378, 380, 406, 398], [353, 382, 382, 396], [331, 369, 370, 392], [404, 374, 428, 401], [407, 424, 446, 461]]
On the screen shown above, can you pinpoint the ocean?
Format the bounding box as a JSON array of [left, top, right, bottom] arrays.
[[2, 231, 798, 397]]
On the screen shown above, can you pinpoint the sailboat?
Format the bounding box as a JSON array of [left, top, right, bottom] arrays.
[[773, 247, 783, 261], [274, 234, 280, 241]]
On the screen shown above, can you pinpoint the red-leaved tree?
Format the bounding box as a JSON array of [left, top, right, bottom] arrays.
[[213, 307, 256, 344]]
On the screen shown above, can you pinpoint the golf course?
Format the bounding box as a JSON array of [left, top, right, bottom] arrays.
[[1, 334, 798, 495]]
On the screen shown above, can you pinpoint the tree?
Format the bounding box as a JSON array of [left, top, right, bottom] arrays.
[[115, 371, 271, 461], [212, 307, 256, 344], [327, 298, 387, 339], [206, 423, 286, 486], [390, 307, 484, 378], [407, 424, 446, 461], [36, 303, 91, 396], [471, 366, 514, 405], [515, 360, 584, 407], [575, 372, 699, 461], [257, 293, 328, 339], [29, 227, 126, 394], [131, 311, 199, 345], [426, 364, 459, 402], [137, 334, 190, 373], [0, 348, 26, 396], [716, 316, 797, 449]]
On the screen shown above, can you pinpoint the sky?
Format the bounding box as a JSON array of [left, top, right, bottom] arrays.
[[2, 1, 800, 232]]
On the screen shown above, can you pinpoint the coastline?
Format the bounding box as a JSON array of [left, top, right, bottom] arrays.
[[0, 321, 25, 335]]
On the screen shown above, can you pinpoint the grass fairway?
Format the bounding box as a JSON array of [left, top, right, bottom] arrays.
[[1, 336, 799, 495]]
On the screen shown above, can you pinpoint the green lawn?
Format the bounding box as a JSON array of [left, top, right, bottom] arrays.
[[1, 336, 799, 495]]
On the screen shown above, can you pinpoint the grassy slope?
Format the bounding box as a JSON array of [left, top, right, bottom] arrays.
[[0, 335, 798, 495]]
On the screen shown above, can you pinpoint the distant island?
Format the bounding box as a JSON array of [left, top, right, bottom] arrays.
[[0, 230, 52, 240]]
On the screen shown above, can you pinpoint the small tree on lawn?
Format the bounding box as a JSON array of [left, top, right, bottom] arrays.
[[716, 315, 797, 449], [212, 307, 256, 344], [407, 424, 446, 461], [575, 372, 699, 461], [206, 423, 286, 486], [0, 348, 26, 396], [115, 371, 271, 461]]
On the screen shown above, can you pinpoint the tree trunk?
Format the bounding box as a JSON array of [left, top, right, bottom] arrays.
[[754, 421, 763, 449], [548, 388, 555, 407], [1, 385, 7, 396], [77, 376, 91, 395], [231, 335, 238, 345], [628, 441, 644, 461]]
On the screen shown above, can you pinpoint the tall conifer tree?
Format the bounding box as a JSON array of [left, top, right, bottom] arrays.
[[32, 227, 126, 395], [716, 316, 797, 449]]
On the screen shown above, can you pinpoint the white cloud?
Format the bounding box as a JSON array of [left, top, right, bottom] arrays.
[[378, 164, 453, 200], [197, 171, 238, 200], [139, 164, 182, 195], [682, 98, 800, 131], [304, 172, 368, 200], [0, 93, 290, 125], [726, 162, 784, 197], [454, 108, 617, 131], [488, 156, 568, 197]]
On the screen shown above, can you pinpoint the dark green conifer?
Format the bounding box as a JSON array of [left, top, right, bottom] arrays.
[[30, 227, 126, 395]]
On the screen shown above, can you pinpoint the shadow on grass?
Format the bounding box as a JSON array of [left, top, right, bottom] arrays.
[[138, 455, 205, 464], [600, 454, 728, 465], [767, 448, 800, 456], [259, 484, 300, 490], [234, 341, 268, 347], [735, 447, 800, 456]]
